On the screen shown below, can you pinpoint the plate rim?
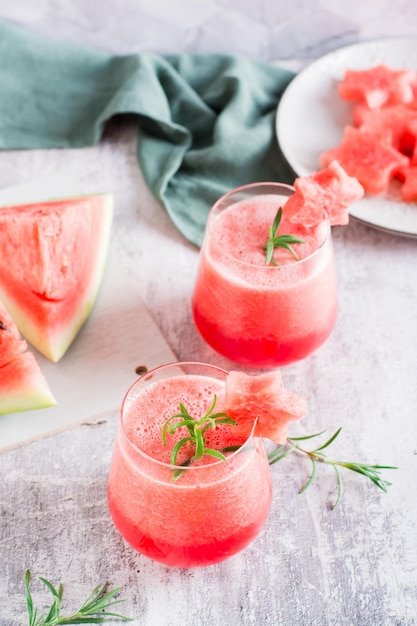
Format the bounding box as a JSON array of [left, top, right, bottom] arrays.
[[275, 36, 417, 239]]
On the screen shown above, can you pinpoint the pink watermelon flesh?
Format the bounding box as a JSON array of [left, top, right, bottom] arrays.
[[404, 119, 417, 163], [222, 370, 307, 444], [0, 194, 113, 362], [352, 103, 417, 153], [325, 64, 417, 201], [0, 299, 56, 414], [400, 166, 417, 201], [284, 160, 364, 227], [320, 127, 409, 195], [338, 64, 417, 109]]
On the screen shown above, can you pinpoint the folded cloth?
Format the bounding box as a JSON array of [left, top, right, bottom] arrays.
[[0, 20, 296, 246]]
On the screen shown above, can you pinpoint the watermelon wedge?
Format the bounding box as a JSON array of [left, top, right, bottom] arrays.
[[283, 160, 364, 227], [223, 370, 307, 444], [338, 64, 417, 109], [0, 299, 56, 414], [0, 194, 113, 362]]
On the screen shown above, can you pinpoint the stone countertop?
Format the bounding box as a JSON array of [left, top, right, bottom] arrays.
[[1, 405, 415, 626], [0, 4, 417, 624], [0, 116, 416, 626]]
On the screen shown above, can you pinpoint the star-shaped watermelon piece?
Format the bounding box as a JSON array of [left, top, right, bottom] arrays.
[[283, 160, 364, 227], [320, 127, 409, 195], [223, 370, 307, 444], [338, 64, 417, 109]]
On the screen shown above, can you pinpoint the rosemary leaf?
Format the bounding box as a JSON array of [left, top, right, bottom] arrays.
[[263, 207, 305, 265], [268, 429, 397, 509], [161, 395, 237, 481], [24, 571, 132, 624]]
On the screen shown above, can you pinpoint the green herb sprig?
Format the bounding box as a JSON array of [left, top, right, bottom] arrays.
[[263, 207, 305, 265], [162, 395, 236, 481], [268, 428, 397, 509], [24, 570, 132, 625]]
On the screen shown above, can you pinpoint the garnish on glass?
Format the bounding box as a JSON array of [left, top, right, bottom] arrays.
[[268, 428, 397, 509], [161, 394, 396, 506], [263, 207, 305, 265], [24, 569, 132, 625], [161, 395, 237, 481]]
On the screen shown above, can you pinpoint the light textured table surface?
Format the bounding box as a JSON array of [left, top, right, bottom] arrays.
[[1, 3, 417, 625]]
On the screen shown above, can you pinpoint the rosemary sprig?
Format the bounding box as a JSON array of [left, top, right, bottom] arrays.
[[263, 207, 305, 265], [161, 395, 236, 481], [268, 428, 397, 509], [24, 570, 132, 625]]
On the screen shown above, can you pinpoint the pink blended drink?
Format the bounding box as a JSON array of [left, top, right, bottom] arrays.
[[107, 362, 272, 567], [192, 182, 338, 367]]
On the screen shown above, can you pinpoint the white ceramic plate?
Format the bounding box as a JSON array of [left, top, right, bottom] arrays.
[[276, 37, 417, 238]]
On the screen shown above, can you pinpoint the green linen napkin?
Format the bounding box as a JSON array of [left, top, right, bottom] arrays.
[[0, 20, 295, 247]]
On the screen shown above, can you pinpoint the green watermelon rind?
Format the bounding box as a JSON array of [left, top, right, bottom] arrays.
[[0, 356, 57, 415], [0, 302, 56, 414], [0, 193, 114, 362]]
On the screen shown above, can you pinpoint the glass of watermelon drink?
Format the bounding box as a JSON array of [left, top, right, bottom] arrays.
[[107, 362, 272, 567], [191, 182, 338, 367]]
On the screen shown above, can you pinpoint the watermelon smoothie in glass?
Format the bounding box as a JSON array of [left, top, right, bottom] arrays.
[[107, 362, 272, 568], [191, 182, 338, 368]]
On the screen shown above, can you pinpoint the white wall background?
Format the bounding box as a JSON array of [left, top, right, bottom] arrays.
[[0, 0, 416, 61]]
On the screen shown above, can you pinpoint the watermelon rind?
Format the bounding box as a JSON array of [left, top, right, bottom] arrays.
[[0, 193, 114, 362], [0, 300, 56, 414], [0, 354, 57, 414]]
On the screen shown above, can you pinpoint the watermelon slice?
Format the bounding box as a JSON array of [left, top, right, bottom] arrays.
[[0, 194, 113, 362], [320, 127, 409, 195], [223, 370, 307, 444], [283, 160, 364, 227], [338, 64, 417, 109], [0, 299, 56, 414]]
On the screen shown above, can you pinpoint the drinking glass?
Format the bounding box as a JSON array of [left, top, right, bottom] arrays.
[[107, 362, 272, 567], [191, 182, 338, 367]]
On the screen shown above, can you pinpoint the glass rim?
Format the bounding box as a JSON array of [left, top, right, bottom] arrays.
[[206, 181, 332, 270], [119, 361, 259, 473], [211, 180, 296, 202]]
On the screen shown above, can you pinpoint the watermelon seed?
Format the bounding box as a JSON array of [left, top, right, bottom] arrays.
[[0, 320, 7, 331]]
